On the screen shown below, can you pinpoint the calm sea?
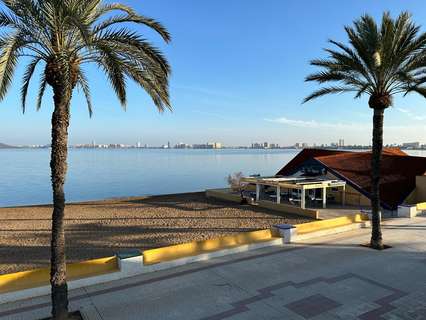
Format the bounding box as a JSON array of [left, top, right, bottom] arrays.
[[0, 148, 300, 207], [1, 148, 425, 208]]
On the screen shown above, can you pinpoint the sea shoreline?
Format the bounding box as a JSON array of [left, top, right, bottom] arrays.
[[0, 191, 207, 209]]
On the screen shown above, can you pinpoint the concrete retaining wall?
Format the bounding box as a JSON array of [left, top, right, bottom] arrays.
[[294, 213, 368, 235], [143, 229, 274, 265], [257, 200, 318, 219], [206, 188, 319, 219]]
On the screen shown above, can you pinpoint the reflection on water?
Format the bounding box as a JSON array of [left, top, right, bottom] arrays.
[[1, 148, 424, 207], [0, 149, 297, 207]]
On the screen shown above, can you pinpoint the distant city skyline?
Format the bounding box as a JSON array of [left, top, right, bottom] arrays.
[[5, 138, 426, 150], [2, 1, 426, 146]]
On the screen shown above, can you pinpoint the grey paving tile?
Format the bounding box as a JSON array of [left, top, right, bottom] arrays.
[[1, 217, 425, 320], [285, 294, 341, 319]]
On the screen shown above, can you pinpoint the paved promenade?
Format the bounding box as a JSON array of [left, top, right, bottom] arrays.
[[1, 217, 425, 320]]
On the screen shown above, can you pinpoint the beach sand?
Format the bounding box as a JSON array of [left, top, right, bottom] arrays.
[[0, 192, 312, 274]]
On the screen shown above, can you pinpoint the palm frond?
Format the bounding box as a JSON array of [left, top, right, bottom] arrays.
[[0, 0, 171, 115], [303, 87, 354, 103], [0, 10, 20, 28], [123, 61, 171, 112], [92, 3, 137, 18], [92, 14, 171, 43], [305, 11, 426, 105], [77, 69, 93, 116], [91, 28, 171, 74], [305, 71, 347, 83], [404, 85, 426, 99], [21, 56, 41, 113], [354, 82, 371, 98], [93, 45, 127, 107], [36, 73, 47, 111], [0, 31, 23, 101]]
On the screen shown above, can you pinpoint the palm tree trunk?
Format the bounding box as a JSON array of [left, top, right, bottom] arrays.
[[370, 108, 384, 249], [50, 85, 71, 319]]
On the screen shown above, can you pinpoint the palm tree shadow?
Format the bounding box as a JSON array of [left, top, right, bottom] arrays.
[[0, 192, 313, 274], [0, 222, 266, 274]]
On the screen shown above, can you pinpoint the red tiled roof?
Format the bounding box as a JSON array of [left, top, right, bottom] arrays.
[[276, 148, 423, 209], [315, 151, 426, 208], [276, 149, 349, 176], [381, 148, 408, 156]]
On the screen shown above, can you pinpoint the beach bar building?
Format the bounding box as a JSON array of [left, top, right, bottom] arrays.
[[207, 147, 426, 219], [241, 176, 346, 209], [274, 148, 426, 212]]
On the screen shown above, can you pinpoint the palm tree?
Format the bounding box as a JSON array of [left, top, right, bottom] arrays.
[[304, 12, 426, 250], [0, 0, 171, 318]]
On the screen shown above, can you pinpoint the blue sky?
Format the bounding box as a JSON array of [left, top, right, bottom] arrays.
[[2, 0, 426, 146]]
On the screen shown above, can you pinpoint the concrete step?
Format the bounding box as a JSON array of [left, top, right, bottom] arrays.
[[294, 221, 370, 241]]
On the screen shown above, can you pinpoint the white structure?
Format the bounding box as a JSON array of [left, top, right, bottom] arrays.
[[242, 176, 346, 209]]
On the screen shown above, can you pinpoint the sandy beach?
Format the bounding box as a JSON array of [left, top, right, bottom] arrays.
[[0, 192, 312, 275]]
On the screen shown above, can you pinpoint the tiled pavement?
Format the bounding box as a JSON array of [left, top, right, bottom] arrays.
[[1, 217, 425, 320]]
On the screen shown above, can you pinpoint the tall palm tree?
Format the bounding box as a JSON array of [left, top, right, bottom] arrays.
[[304, 12, 426, 250], [0, 0, 171, 318]]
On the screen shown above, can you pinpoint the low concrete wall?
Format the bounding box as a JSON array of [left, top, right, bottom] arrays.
[[416, 202, 426, 211], [257, 200, 319, 219], [294, 220, 370, 241], [294, 213, 368, 235], [143, 229, 274, 265], [398, 205, 417, 218], [0, 256, 118, 294], [398, 203, 425, 218], [206, 189, 319, 219]]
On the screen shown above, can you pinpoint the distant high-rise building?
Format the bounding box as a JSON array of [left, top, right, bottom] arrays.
[[192, 142, 223, 149], [402, 142, 420, 149], [338, 139, 345, 147], [251, 142, 272, 149], [175, 143, 190, 149], [251, 142, 262, 149]]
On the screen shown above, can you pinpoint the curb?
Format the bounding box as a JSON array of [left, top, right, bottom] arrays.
[[273, 213, 369, 243]]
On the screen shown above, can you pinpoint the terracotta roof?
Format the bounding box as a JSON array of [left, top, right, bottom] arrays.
[[316, 151, 426, 209], [276, 149, 349, 176], [276, 148, 423, 209], [381, 148, 408, 156]]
